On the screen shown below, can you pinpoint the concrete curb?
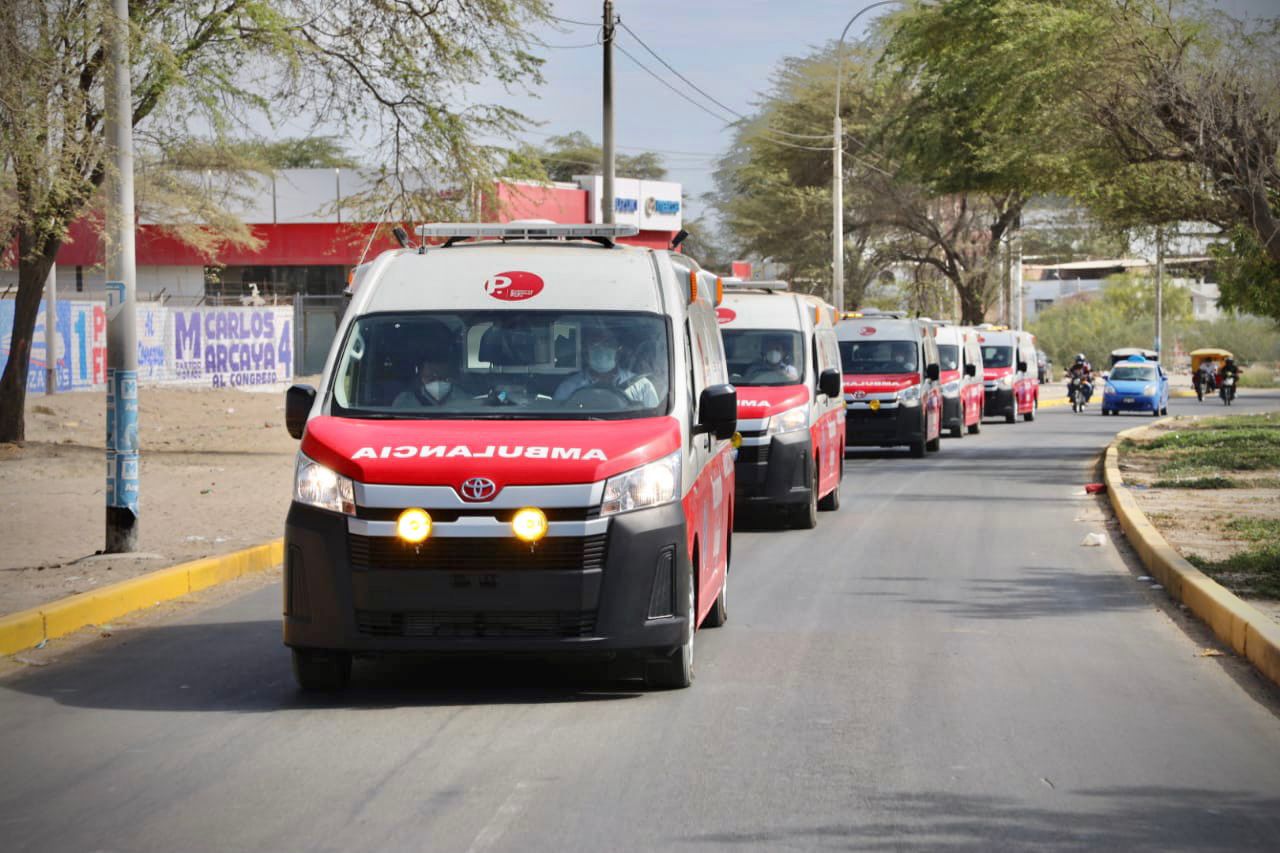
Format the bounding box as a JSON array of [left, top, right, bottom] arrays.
[[1105, 424, 1280, 688], [0, 539, 283, 657]]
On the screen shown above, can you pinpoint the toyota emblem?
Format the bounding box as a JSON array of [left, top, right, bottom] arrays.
[[460, 477, 497, 501], [853, 390, 866, 399]]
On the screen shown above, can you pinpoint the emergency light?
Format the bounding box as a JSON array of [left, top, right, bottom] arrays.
[[721, 278, 790, 292], [416, 222, 640, 241]]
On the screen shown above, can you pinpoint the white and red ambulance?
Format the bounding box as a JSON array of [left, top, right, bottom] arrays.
[[836, 313, 943, 458], [932, 323, 985, 437], [715, 281, 845, 528], [977, 326, 1040, 423], [283, 222, 736, 690]]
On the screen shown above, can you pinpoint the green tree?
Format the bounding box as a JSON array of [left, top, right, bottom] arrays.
[[528, 132, 668, 182], [0, 0, 549, 443]]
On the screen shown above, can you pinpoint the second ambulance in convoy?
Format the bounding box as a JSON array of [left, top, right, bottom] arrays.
[[282, 222, 736, 691], [715, 280, 845, 528], [977, 326, 1040, 423], [837, 312, 944, 458], [932, 323, 985, 437]]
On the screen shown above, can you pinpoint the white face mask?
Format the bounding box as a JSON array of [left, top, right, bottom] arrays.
[[422, 380, 451, 401], [588, 345, 617, 373], [765, 349, 783, 365]]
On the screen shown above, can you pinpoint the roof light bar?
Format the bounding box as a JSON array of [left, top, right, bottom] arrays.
[[721, 278, 790, 292], [415, 222, 640, 240]]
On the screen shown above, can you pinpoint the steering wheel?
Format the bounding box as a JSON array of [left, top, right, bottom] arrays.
[[565, 384, 631, 409]]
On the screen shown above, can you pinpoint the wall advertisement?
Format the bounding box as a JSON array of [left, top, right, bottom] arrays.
[[0, 303, 293, 392]]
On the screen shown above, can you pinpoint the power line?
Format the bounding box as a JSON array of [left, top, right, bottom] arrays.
[[548, 13, 596, 27], [617, 21, 832, 142]]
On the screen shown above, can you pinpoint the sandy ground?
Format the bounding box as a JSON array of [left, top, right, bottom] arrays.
[[1118, 419, 1280, 624], [0, 384, 306, 616]]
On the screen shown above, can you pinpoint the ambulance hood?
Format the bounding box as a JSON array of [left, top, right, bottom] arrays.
[[735, 385, 811, 419], [302, 415, 682, 488]]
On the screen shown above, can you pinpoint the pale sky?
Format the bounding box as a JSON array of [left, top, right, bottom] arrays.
[[473, 0, 1279, 221]]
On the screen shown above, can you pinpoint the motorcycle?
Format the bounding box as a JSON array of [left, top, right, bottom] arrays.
[[1221, 375, 1236, 406], [1069, 375, 1089, 413], [1195, 372, 1216, 402]]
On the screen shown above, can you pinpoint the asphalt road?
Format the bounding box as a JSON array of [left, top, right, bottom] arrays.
[[3, 392, 1280, 852]]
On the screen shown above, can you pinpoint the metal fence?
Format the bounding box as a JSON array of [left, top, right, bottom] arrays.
[[294, 294, 348, 377]]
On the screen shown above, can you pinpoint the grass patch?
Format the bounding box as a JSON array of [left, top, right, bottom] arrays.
[[1130, 415, 1280, 477], [1237, 364, 1279, 389], [1188, 546, 1280, 599], [1225, 517, 1280, 543], [1151, 476, 1238, 489]]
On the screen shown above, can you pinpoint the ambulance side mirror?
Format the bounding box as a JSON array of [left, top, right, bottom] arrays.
[[696, 384, 737, 441], [286, 384, 316, 440], [965, 363, 976, 377], [819, 368, 841, 399], [926, 363, 940, 382], [1017, 360, 1028, 374]]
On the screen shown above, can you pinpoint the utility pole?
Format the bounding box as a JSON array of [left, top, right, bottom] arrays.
[[601, 0, 616, 225], [832, 113, 843, 311], [105, 0, 139, 552], [1014, 214, 1024, 332], [43, 263, 57, 395], [1155, 225, 1165, 367]]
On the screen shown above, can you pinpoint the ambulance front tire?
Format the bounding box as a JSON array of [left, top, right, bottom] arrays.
[[818, 470, 840, 511], [1005, 406, 1017, 424], [647, 553, 696, 689], [704, 565, 728, 628], [292, 648, 351, 692], [967, 420, 980, 435], [909, 439, 926, 458], [926, 432, 941, 452], [790, 463, 819, 529], [949, 424, 963, 438]]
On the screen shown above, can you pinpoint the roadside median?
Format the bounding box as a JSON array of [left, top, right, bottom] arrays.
[[1104, 423, 1280, 688], [0, 539, 282, 657]]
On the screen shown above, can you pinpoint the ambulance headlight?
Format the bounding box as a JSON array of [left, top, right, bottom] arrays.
[[601, 450, 681, 517], [294, 454, 355, 515], [897, 384, 922, 406], [942, 380, 961, 397], [766, 405, 809, 435], [996, 374, 1013, 389]]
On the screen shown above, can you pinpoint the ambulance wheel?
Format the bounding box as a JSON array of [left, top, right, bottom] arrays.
[[704, 569, 728, 628], [292, 648, 351, 692], [926, 433, 941, 452], [949, 424, 963, 438], [1023, 408, 1035, 422], [818, 475, 841, 511], [909, 439, 926, 458], [790, 465, 819, 529], [647, 558, 695, 689], [1005, 408, 1017, 424], [967, 420, 981, 435]]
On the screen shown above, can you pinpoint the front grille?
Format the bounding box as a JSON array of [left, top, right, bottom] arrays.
[[355, 506, 594, 522], [349, 533, 608, 572], [736, 444, 770, 465], [356, 609, 597, 639]]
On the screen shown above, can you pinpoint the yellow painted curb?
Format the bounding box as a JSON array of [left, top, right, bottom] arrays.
[[0, 539, 283, 657], [1105, 424, 1280, 688]]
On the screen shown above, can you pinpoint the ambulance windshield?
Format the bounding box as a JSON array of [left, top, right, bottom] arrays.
[[721, 329, 804, 386], [330, 311, 670, 419], [938, 345, 960, 371], [838, 340, 918, 375], [981, 346, 1013, 368]]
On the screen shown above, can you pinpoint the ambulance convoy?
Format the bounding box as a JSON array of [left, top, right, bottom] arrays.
[[281, 222, 1040, 691]]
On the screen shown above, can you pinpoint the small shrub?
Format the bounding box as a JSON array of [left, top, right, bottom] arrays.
[[1151, 476, 1237, 489], [1238, 364, 1279, 389]]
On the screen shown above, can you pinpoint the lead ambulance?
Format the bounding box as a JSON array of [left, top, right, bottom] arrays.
[[837, 313, 943, 458], [715, 281, 845, 528], [977, 326, 1040, 423], [932, 323, 984, 437], [283, 222, 736, 691]]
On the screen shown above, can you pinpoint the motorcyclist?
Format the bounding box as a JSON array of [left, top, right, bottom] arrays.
[[1067, 353, 1093, 403], [1220, 356, 1240, 400], [1196, 359, 1218, 400]]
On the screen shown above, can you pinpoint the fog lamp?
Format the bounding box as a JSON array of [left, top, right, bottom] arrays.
[[397, 508, 432, 544], [512, 507, 548, 542]]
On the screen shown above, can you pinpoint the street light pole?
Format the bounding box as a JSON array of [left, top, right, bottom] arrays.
[[602, 0, 616, 225], [105, 0, 139, 552], [833, 0, 902, 314]]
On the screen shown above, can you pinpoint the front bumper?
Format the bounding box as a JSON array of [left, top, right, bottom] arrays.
[[983, 386, 1014, 417], [1103, 391, 1158, 412], [844, 403, 923, 448], [284, 501, 690, 657], [734, 431, 812, 507]]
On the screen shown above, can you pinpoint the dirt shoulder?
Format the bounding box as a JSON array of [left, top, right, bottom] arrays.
[[1117, 413, 1280, 624], [0, 384, 305, 616]]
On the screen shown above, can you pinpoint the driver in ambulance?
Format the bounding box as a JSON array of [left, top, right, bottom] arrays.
[[554, 326, 659, 407], [394, 334, 462, 409]]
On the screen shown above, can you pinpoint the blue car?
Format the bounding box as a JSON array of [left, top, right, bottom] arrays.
[[1101, 356, 1169, 416]]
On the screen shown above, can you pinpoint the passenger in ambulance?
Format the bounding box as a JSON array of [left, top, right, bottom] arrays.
[[744, 335, 800, 383], [554, 326, 660, 408], [393, 339, 462, 409]]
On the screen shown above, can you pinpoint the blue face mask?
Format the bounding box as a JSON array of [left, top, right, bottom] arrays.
[[588, 345, 617, 373], [422, 380, 451, 401]]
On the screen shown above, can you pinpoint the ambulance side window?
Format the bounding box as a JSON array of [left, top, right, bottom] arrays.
[[685, 321, 701, 420]]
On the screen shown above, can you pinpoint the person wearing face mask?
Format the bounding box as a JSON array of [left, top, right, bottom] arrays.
[[394, 346, 460, 409], [745, 335, 800, 382], [554, 327, 659, 407]]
